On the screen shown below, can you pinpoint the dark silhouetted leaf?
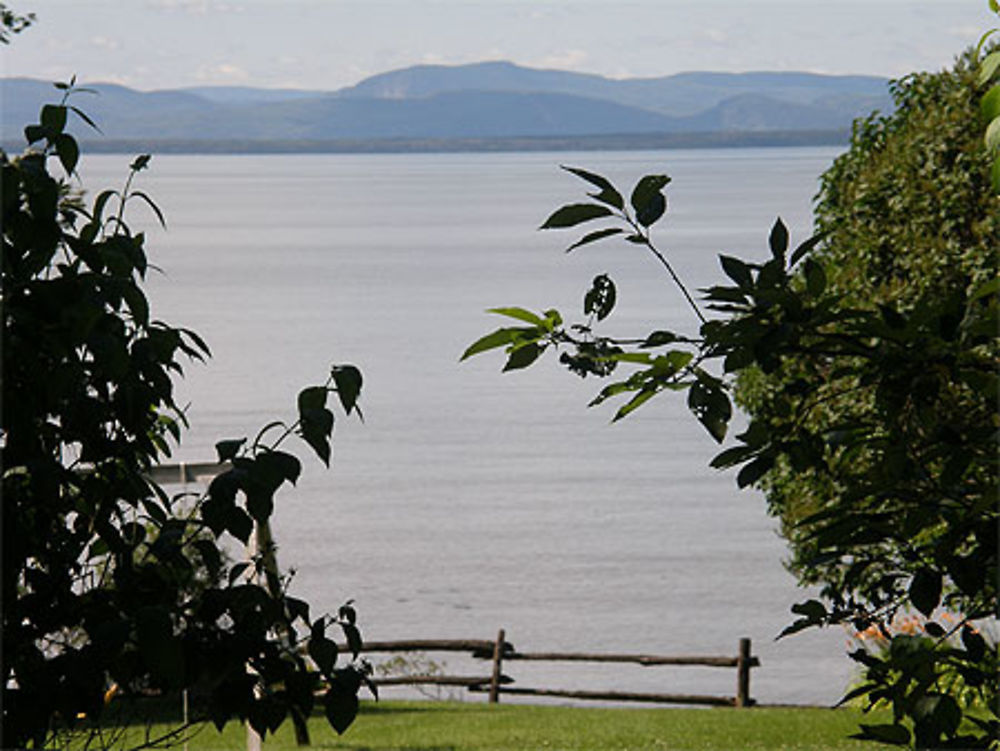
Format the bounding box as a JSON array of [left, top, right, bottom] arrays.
[[636, 191, 666, 227], [630, 174, 670, 214], [909, 568, 942, 617], [324, 683, 359, 735], [503, 342, 545, 372], [851, 723, 911, 745], [540, 203, 613, 229], [584, 274, 616, 321], [342, 622, 363, 658], [54, 133, 79, 175], [769, 218, 789, 261], [40, 104, 67, 134], [566, 227, 624, 252], [561, 165, 624, 210], [720, 255, 752, 288], [215, 438, 245, 463], [331, 365, 363, 415], [309, 636, 338, 677]]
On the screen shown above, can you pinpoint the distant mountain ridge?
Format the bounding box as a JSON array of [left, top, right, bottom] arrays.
[[1, 61, 892, 151]]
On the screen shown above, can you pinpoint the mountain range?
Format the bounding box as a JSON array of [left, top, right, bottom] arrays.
[[1, 61, 892, 152]]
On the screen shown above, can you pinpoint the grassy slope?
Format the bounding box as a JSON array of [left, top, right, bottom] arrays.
[[134, 700, 894, 751]]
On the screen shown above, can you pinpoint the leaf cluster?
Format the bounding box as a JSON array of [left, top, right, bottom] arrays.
[[464, 156, 998, 748], [2, 83, 370, 747]]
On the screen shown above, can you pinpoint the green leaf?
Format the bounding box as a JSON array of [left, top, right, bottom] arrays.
[[630, 174, 671, 215], [540, 203, 613, 229], [54, 133, 79, 175], [769, 218, 789, 262], [324, 683, 359, 735], [488, 307, 545, 326], [40, 104, 67, 135], [979, 50, 1000, 86], [566, 227, 624, 253], [331, 364, 363, 415], [461, 327, 523, 360], [613, 387, 656, 422], [503, 342, 545, 371], [909, 568, 942, 617], [215, 438, 246, 463], [982, 84, 1000, 122], [560, 165, 625, 210]]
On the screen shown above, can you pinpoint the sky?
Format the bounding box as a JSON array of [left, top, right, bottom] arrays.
[[1, 1, 994, 92]]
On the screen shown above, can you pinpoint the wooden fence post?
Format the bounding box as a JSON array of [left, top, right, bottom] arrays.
[[488, 628, 506, 704], [736, 638, 751, 707]]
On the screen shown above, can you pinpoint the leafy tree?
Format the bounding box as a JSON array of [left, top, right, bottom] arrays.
[[2, 82, 374, 748], [464, 57, 998, 749], [736, 46, 999, 595]]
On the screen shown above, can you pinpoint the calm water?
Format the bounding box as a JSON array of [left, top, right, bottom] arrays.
[[82, 147, 854, 706]]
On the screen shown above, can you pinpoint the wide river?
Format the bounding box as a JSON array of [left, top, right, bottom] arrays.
[[83, 147, 855, 706]]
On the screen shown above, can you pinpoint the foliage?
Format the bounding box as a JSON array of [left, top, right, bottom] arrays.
[[464, 156, 997, 748], [980, 0, 1000, 191], [2, 82, 373, 747], [736, 47, 999, 593], [0, 1, 34, 44]]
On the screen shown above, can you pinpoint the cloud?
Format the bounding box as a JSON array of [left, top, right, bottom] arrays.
[[90, 36, 120, 51], [703, 28, 728, 44], [536, 49, 589, 70], [146, 0, 244, 14], [195, 63, 250, 82]]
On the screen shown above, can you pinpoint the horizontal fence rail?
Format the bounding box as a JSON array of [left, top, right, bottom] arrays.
[[341, 631, 759, 708]]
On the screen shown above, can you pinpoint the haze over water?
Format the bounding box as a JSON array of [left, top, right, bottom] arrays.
[[84, 147, 853, 706]]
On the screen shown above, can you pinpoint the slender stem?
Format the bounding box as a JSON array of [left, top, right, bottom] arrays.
[[646, 239, 706, 325], [619, 210, 706, 326]]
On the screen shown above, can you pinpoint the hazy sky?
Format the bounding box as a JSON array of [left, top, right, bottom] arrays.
[[2, 1, 993, 91]]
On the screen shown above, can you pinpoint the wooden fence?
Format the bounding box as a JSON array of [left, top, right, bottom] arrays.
[[345, 631, 759, 708], [147, 466, 760, 708]]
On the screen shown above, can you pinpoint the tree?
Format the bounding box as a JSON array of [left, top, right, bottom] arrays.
[[735, 46, 999, 595], [2, 82, 374, 748], [463, 60, 998, 751]]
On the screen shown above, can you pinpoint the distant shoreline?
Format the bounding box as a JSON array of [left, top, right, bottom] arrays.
[[1, 129, 848, 156]]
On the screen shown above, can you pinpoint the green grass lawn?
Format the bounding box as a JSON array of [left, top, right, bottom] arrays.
[[115, 700, 895, 751]]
